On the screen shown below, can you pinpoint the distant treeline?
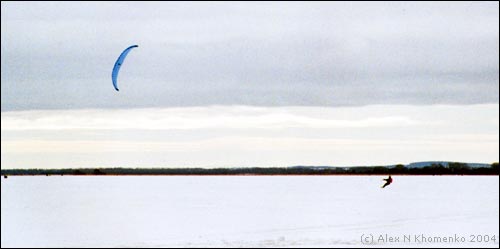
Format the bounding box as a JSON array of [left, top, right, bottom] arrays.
[[2, 162, 498, 176]]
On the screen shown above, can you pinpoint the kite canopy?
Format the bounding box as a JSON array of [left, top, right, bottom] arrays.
[[112, 45, 138, 91]]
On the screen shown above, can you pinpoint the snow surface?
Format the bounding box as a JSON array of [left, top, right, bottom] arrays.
[[1, 176, 499, 247]]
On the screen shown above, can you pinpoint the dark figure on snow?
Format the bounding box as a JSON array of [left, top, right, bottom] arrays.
[[381, 175, 392, 188]]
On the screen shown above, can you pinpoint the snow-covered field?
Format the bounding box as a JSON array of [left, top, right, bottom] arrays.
[[1, 176, 498, 247]]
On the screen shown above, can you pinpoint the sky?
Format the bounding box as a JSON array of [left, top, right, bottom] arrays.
[[1, 2, 499, 169]]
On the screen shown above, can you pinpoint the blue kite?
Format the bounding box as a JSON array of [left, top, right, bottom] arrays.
[[112, 45, 138, 91]]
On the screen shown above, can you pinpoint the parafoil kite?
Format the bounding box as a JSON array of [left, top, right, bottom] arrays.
[[112, 45, 138, 91]]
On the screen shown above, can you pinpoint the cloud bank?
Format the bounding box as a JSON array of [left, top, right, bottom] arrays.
[[1, 2, 498, 111]]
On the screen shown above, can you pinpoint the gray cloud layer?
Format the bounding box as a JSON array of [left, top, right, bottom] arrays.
[[1, 2, 498, 111]]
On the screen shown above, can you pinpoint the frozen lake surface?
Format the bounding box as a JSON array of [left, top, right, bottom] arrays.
[[1, 176, 499, 247]]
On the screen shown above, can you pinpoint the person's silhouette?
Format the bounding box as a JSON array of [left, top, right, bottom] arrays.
[[382, 175, 392, 188]]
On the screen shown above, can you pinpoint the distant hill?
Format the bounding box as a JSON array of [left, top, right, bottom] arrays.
[[291, 161, 492, 169], [405, 161, 491, 168]]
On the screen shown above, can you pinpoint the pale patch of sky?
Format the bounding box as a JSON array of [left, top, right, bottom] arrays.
[[1, 105, 498, 168]]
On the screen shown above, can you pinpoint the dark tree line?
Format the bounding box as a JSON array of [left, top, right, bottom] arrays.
[[1, 162, 498, 176]]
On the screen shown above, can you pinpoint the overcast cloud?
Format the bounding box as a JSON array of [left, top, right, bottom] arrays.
[[2, 2, 498, 111]]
